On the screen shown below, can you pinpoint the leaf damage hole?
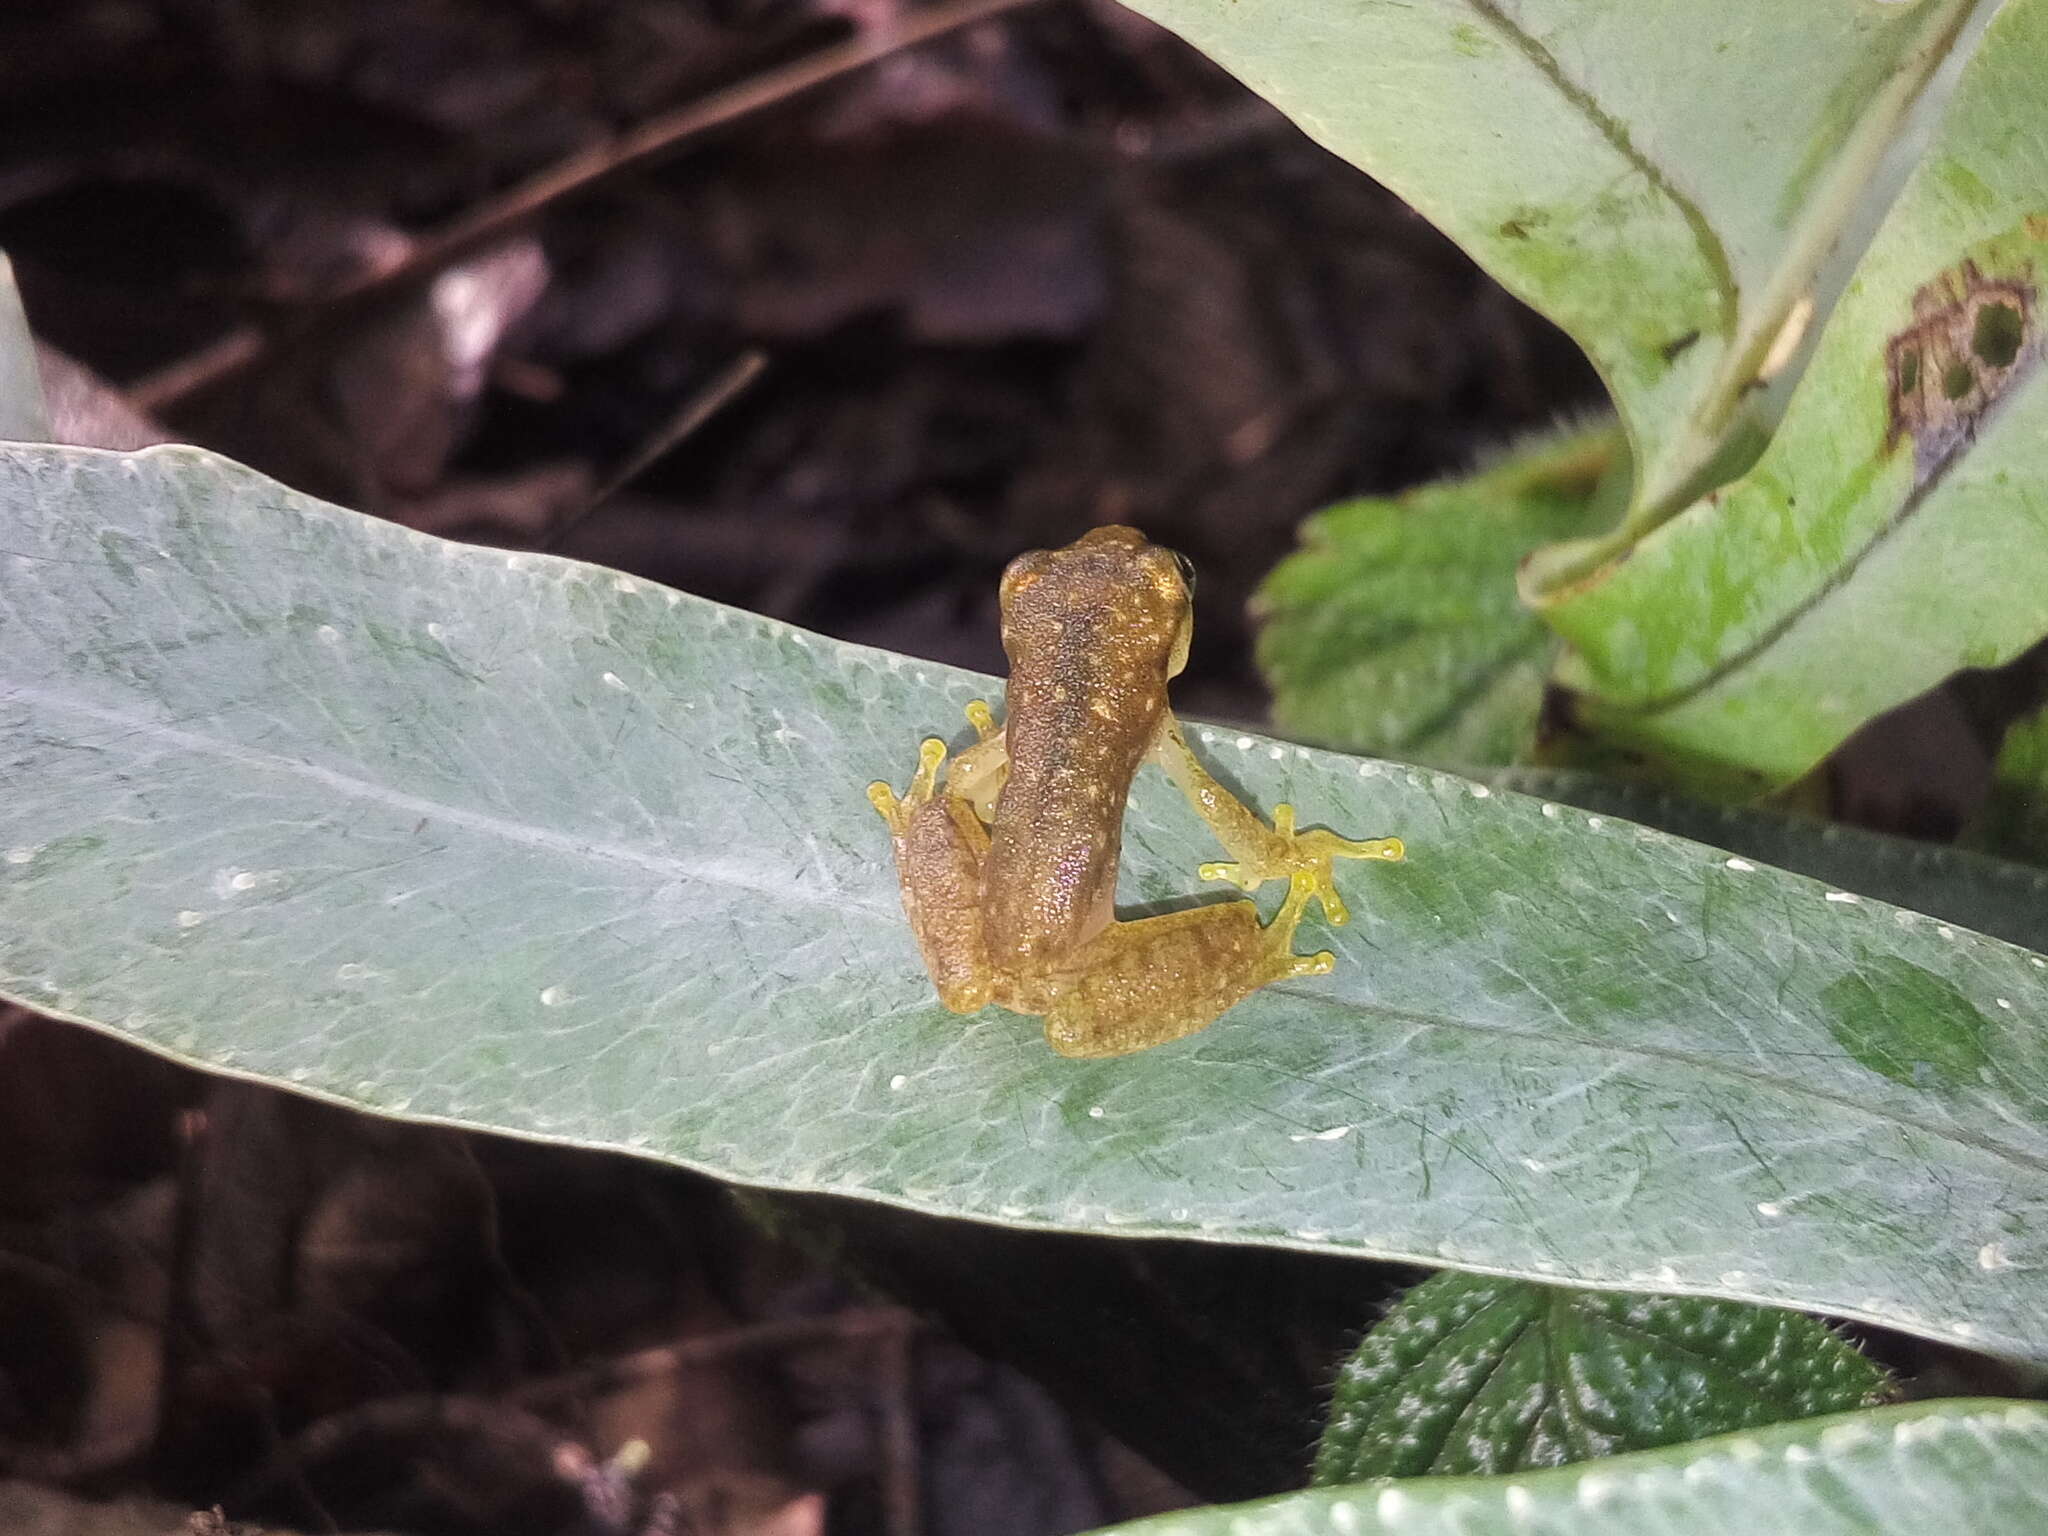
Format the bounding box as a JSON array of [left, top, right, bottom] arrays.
[[1973, 299, 2023, 368], [1885, 263, 2036, 479]]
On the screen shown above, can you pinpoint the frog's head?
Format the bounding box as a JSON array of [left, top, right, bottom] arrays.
[[999, 524, 1195, 679]]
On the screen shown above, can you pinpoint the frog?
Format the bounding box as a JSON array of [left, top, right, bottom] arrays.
[[868, 524, 1403, 1058]]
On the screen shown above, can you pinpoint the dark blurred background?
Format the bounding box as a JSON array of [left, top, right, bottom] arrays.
[[0, 2, 1604, 1533]]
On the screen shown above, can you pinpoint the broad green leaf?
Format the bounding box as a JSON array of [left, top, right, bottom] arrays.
[[1255, 424, 1617, 766], [1967, 704, 2048, 865], [1538, 0, 2048, 794], [7, 443, 2048, 1357], [1111, 0, 1979, 538], [1490, 765, 2048, 956], [0, 254, 48, 444], [1097, 1401, 2048, 1536], [1313, 1272, 1888, 1481]]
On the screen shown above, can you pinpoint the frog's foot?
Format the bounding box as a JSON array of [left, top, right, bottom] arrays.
[[963, 698, 1000, 744], [1259, 869, 1340, 981], [1198, 803, 1403, 925], [866, 737, 949, 834]]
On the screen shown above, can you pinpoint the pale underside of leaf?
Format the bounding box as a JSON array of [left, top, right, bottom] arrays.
[[1091, 1401, 2048, 1536], [1489, 765, 2048, 956], [4, 445, 2048, 1358], [1542, 0, 2048, 792], [1114, 0, 1979, 558]]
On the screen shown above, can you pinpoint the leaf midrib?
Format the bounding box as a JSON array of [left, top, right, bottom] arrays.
[[8, 679, 890, 915], [1607, 340, 2045, 719], [1463, 0, 1738, 345]]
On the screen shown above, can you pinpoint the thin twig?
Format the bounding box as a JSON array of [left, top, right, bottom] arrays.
[[510, 1307, 918, 1409], [127, 0, 1042, 411], [545, 348, 769, 550], [874, 1323, 923, 1536]]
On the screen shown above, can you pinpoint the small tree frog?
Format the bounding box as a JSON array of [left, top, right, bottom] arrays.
[[868, 525, 1403, 1058]]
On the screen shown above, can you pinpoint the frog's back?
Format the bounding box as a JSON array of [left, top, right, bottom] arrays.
[[982, 526, 1188, 977]]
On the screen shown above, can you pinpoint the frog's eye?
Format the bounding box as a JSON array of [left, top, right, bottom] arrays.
[[1169, 548, 1197, 594]]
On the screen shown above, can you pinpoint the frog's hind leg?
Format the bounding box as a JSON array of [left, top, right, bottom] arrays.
[[869, 740, 995, 1014], [1040, 872, 1337, 1059]]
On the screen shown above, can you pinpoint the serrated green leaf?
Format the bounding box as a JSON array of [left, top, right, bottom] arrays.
[[1112, 0, 1979, 539], [1255, 425, 1617, 766], [1967, 705, 2048, 865], [0, 253, 48, 444], [6, 443, 2048, 1358], [1538, 0, 2048, 794], [1314, 1273, 1888, 1482], [1096, 1401, 2048, 1536]]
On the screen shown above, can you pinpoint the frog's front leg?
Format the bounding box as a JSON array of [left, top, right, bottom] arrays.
[[1040, 871, 1335, 1058], [868, 738, 995, 1014], [1149, 717, 1402, 923]]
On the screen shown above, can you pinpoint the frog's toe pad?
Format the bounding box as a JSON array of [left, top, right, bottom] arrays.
[[1290, 949, 1336, 979], [868, 737, 951, 829], [1198, 859, 1257, 891], [867, 779, 901, 818]]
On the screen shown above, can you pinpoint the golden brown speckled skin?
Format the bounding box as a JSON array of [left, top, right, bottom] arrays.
[[984, 529, 1188, 987], [868, 525, 1404, 1058]]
